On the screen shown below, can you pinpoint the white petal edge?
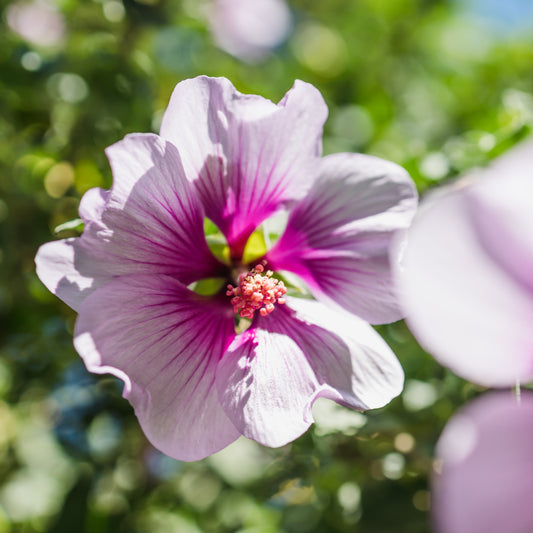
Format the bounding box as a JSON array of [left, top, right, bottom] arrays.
[[216, 297, 403, 447]]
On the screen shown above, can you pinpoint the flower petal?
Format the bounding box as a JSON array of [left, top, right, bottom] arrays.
[[74, 275, 241, 461], [35, 188, 112, 311], [159, 76, 328, 255], [102, 133, 223, 281], [466, 143, 533, 294], [398, 183, 533, 386], [36, 133, 223, 311], [215, 297, 403, 447], [267, 153, 417, 324], [216, 326, 316, 447], [434, 392, 533, 533]]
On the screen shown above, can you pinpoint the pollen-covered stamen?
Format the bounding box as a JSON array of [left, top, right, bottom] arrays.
[[226, 263, 287, 319]]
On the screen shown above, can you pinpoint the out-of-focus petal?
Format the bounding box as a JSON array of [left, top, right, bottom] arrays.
[[209, 0, 292, 63], [398, 183, 533, 386], [267, 153, 417, 324], [36, 134, 223, 311], [434, 392, 533, 533], [74, 275, 240, 461], [215, 297, 403, 447], [466, 141, 533, 294], [159, 76, 328, 256]]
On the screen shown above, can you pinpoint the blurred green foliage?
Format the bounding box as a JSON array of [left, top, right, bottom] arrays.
[[1, 0, 532, 531]]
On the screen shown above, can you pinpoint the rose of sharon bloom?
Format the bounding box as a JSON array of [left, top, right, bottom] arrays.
[[208, 0, 292, 62], [434, 392, 533, 533], [397, 141, 533, 532], [397, 139, 533, 386], [36, 76, 417, 461]]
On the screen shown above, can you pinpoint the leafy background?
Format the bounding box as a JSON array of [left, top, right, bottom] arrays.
[[1, 0, 533, 531]]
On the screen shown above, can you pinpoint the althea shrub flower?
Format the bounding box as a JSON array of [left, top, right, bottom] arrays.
[[397, 139, 533, 387], [36, 76, 417, 461], [395, 140, 533, 533]]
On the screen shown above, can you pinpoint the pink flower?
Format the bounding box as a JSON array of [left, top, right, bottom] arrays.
[[396, 140, 533, 532], [208, 0, 292, 62], [36, 76, 417, 461], [397, 139, 533, 386], [434, 392, 533, 533]]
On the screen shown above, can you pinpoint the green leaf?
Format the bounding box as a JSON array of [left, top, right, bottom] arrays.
[[54, 218, 84, 234]]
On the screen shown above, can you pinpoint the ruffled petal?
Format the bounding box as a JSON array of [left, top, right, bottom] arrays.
[[267, 153, 417, 324], [273, 297, 404, 410], [397, 183, 533, 386], [36, 134, 223, 311], [215, 297, 403, 447], [35, 188, 113, 311], [160, 76, 328, 255], [434, 392, 533, 533], [216, 326, 317, 447], [74, 275, 240, 461]]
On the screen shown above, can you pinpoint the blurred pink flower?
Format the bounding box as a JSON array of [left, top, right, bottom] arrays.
[[36, 76, 417, 461], [208, 0, 292, 62], [398, 140, 533, 532], [434, 392, 533, 533], [6, 0, 65, 48], [397, 140, 533, 386]]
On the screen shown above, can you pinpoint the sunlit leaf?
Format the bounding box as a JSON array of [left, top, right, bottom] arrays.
[[53, 218, 84, 234]]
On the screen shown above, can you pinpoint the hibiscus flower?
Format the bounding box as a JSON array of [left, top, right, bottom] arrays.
[[36, 76, 417, 461], [396, 139, 533, 532], [397, 139, 533, 387]]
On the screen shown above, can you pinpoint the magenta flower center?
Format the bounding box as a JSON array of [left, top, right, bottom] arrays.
[[226, 263, 287, 319]]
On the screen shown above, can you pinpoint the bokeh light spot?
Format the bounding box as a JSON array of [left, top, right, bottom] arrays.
[[337, 482, 361, 513], [20, 51, 42, 71], [412, 489, 431, 511], [382, 452, 405, 480], [394, 432, 416, 454], [419, 152, 450, 181], [103, 0, 125, 22], [47, 73, 89, 103], [291, 22, 348, 77], [403, 380, 438, 411], [44, 162, 75, 198]]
